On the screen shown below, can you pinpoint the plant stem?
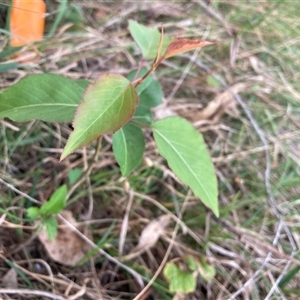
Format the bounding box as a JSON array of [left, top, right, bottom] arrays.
[[129, 120, 150, 129]]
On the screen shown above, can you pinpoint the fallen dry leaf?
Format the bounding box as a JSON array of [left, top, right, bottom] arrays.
[[38, 210, 92, 266], [2, 268, 18, 288], [180, 83, 246, 126], [135, 214, 171, 252]]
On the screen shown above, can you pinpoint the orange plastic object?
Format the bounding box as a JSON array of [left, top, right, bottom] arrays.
[[10, 0, 46, 47]]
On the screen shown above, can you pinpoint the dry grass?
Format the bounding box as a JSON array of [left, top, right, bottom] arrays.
[[0, 1, 300, 299]]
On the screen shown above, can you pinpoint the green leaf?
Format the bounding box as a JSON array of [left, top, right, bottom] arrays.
[[44, 218, 58, 242], [151, 117, 218, 216], [75, 79, 90, 89], [0, 74, 88, 122], [68, 168, 83, 185], [27, 207, 40, 220], [40, 185, 67, 215], [61, 74, 138, 160], [132, 75, 163, 125], [112, 123, 145, 176], [128, 20, 173, 59], [132, 104, 153, 125], [163, 262, 196, 294], [139, 79, 163, 108]]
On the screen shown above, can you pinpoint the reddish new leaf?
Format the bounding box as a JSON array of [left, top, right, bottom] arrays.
[[163, 39, 216, 59]]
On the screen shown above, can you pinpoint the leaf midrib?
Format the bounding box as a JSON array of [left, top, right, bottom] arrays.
[[0, 103, 77, 110]]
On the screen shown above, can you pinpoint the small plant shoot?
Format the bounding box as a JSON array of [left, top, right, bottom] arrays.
[[27, 185, 67, 241], [0, 21, 219, 222], [163, 256, 216, 295], [163, 262, 197, 293]]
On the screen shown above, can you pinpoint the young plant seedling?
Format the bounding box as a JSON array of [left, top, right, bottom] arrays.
[[27, 185, 67, 241], [0, 20, 219, 217]]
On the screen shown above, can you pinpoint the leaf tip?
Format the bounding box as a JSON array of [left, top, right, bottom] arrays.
[[213, 208, 219, 218], [60, 149, 71, 162], [59, 155, 66, 162]]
